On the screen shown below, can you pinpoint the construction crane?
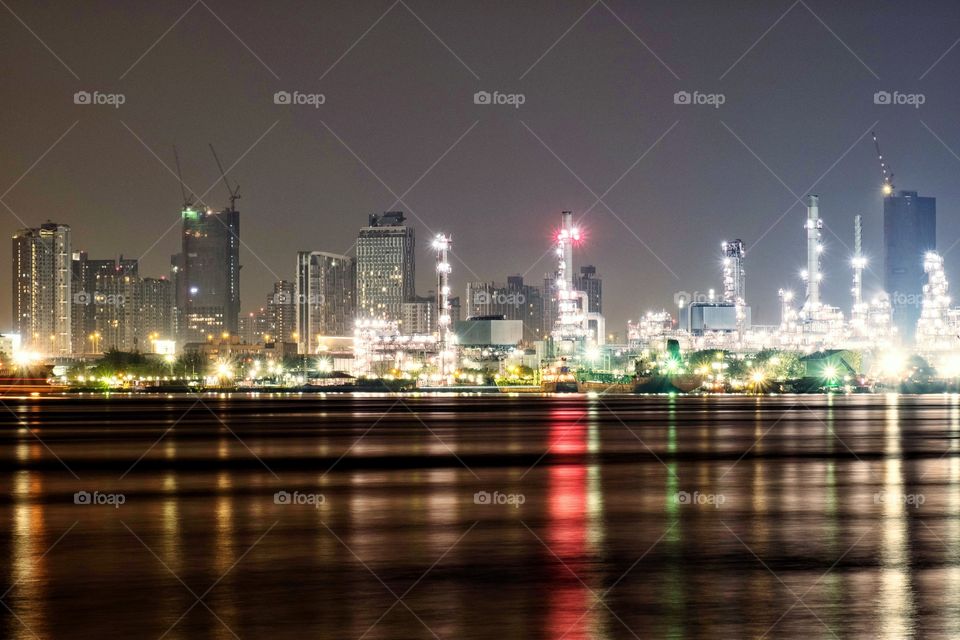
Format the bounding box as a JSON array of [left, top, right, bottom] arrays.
[[871, 131, 895, 196], [172, 145, 194, 209], [209, 143, 241, 212]]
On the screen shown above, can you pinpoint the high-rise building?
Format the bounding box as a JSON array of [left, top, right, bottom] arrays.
[[174, 205, 240, 344], [356, 212, 415, 321], [466, 276, 546, 344], [884, 190, 936, 342], [87, 256, 139, 352], [239, 307, 270, 344], [401, 295, 436, 335], [70, 254, 174, 353], [267, 280, 296, 343], [13, 222, 72, 355], [295, 251, 356, 353], [140, 277, 174, 348], [71, 251, 92, 354], [573, 265, 602, 315]]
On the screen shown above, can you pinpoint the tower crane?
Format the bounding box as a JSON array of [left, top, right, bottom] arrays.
[[871, 131, 895, 196], [172, 145, 194, 209], [209, 143, 241, 212]]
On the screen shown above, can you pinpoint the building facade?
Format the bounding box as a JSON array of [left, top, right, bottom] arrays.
[[356, 212, 414, 321], [268, 280, 296, 343], [466, 276, 546, 344], [401, 295, 436, 335], [174, 206, 241, 344], [13, 223, 72, 355], [574, 265, 602, 315], [884, 190, 936, 342], [71, 253, 174, 353], [295, 251, 356, 353]]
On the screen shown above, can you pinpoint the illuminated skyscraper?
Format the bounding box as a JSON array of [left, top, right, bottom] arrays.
[[12, 222, 72, 355], [356, 212, 415, 321], [295, 251, 356, 352], [174, 205, 240, 344], [884, 190, 936, 342], [267, 280, 296, 343]]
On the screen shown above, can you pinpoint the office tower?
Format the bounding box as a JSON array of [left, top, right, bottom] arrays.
[[884, 190, 936, 341], [268, 280, 296, 343], [466, 277, 545, 344], [87, 256, 139, 352], [401, 295, 436, 335], [239, 307, 269, 344], [356, 212, 415, 321], [140, 277, 174, 348], [295, 251, 356, 353], [175, 205, 240, 344], [13, 222, 72, 355], [573, 265, 602, 314], [71, 251, 92, 354], [508, 277, 545, 343], [72, 251, 173, 353]]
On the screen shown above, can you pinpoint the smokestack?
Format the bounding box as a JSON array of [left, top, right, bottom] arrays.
[[805, 195, 821, 309]]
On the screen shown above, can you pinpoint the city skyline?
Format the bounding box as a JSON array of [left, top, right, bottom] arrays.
[[7, 5, 960, 639], [4, 1, 960, 330]]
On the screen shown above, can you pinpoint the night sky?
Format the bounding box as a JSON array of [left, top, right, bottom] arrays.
[[3, 0, 960, 330]]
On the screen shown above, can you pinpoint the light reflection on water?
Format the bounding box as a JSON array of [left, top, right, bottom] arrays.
[[2, 394, 960, 638]]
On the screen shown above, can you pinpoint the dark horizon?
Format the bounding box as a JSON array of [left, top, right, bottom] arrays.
[[4, 0, 960, 330]]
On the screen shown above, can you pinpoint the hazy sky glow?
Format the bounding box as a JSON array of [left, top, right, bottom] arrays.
[[4, 0, 960, 330]]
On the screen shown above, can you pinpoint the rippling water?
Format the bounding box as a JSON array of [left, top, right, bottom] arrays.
[[2, 393, 959, 639]]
